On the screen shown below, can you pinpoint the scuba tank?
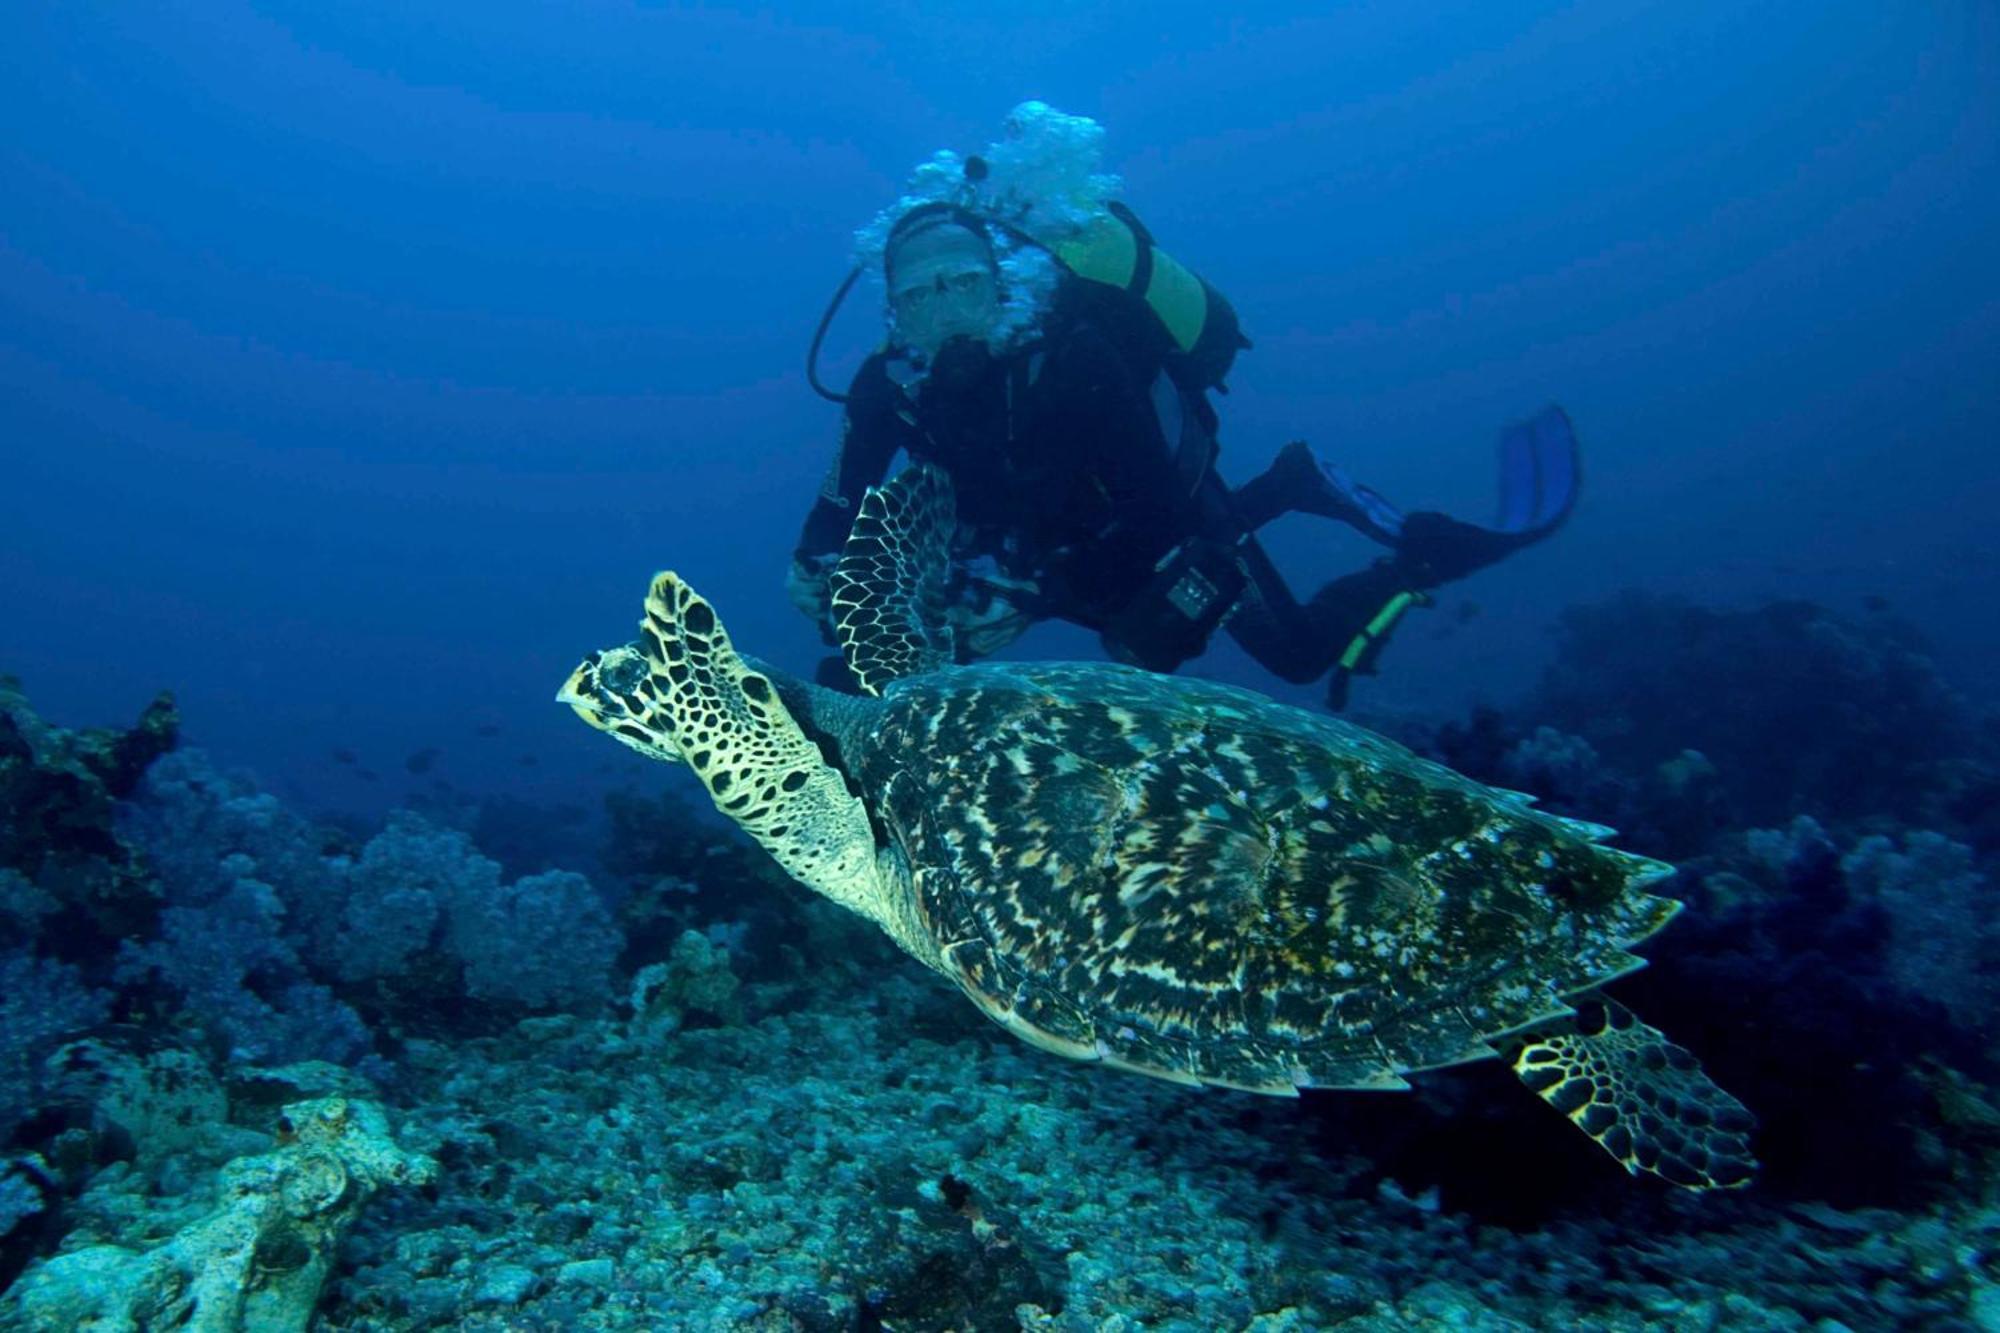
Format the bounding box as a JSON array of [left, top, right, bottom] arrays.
[[1053, 201, 1249, 393]]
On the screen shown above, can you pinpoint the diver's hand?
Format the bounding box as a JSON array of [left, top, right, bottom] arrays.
[[786, 552, 838, 624], [951, 574, 1041, 658]]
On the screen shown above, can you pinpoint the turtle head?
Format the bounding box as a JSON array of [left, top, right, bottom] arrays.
[[557, 643, 684, 766], [561, 572, 915, 953]]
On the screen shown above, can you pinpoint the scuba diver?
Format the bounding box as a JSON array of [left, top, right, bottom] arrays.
[[790, 103, 1578, 707]]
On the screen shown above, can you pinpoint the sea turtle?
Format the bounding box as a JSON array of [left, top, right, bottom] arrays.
[[560, 464, 1755, 1189]]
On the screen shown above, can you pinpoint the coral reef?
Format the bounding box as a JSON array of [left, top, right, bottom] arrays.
[[1, 1095, 433, 1332], [1526, 594, 1972, 825], [1, 596, 1997, 1330], [114, 754, 625, 1060], [296, 973, 1993, 1329], [1398, 597, 2000, 1216], [0, 956, 112, 1141], [0, 678, 174, 946], [450, 869, 621, 1011], [116, 874, 371, 1067], [0, 685, 623, 1321], [1841, 830, 1997, 1033]]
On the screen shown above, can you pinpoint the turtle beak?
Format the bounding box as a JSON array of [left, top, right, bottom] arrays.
[[557, 652, 613, 731]]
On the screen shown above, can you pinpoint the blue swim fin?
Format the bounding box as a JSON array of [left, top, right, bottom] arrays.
[[1315, 458, 1407, 545], [1392, 404, 1581, 585], [1493, 403, 1580, 538], [1323, 405, 1582, 710]]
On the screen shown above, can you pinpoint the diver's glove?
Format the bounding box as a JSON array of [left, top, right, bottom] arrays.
[[786, 551, 839, 628], [949, 572, 1042, 659]]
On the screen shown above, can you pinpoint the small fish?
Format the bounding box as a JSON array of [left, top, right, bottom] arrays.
[[404, 746, 442, 775], [519, 753, 539, 768], [1861, 594, 1891, 613], [475, 723, 502, 738], [356, 768, 380, 783], [1453, 600, 1480, 624], [330, 748, 358, 766]]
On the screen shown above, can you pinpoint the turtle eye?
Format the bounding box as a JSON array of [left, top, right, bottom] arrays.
[[603, 648, 648, 694]]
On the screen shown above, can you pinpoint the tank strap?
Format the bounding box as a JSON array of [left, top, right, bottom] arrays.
[[1108, 201, 1156, 299]]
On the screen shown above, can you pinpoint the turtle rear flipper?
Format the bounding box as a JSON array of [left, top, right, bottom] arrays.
[[1509, 995, 1756, 1190], [829, 463, 958, 696]]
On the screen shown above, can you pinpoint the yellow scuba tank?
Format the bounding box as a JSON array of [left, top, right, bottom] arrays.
[[1053, 202, 1249, 390]]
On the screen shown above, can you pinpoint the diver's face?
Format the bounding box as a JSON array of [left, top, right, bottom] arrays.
[[888, 223, 1000, 358]]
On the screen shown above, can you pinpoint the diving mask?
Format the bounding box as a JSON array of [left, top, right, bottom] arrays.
[[887, 222, 1001, 359]]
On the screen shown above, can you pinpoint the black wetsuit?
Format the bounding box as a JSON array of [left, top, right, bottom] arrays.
[[793, 278, 1382, 683]]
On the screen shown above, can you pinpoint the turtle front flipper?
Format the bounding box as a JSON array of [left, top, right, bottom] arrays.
[[1508, 995, 1756, 1190], [829, 463, 958, 696]]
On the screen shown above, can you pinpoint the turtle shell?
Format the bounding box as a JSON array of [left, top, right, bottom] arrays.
[[857, 661, 1679, 1094]]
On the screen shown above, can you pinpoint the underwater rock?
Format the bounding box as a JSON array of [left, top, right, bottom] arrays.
[[0, 1096, 434, 1332], [468, 1261, 538, 1307], [0, 676, 176, 944], [37, 1034, 229, 1169], [1, 1033, 250, 1291], [628, 928, 743, 1043], [854, 1170, 1062, 1328], [224, 1062, 381, 1120]]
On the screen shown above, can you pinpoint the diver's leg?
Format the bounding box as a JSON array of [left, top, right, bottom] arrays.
[[1229, 441, 1408, 544], [1220, 539, 1351, 685], [1224, 540, 1428, 706], [1221, 587, 1322, 684], [1228, 444, 1308, 532], [1304, 564, 1431, 709], [1232, 405, 1581, 559]]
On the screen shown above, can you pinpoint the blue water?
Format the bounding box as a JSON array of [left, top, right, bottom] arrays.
[[4, 1, 1993, 817], [4, 6, 2000, 1326]]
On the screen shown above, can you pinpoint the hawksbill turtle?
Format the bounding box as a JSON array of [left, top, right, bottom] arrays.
[[560, 464, 1755, 1190]]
